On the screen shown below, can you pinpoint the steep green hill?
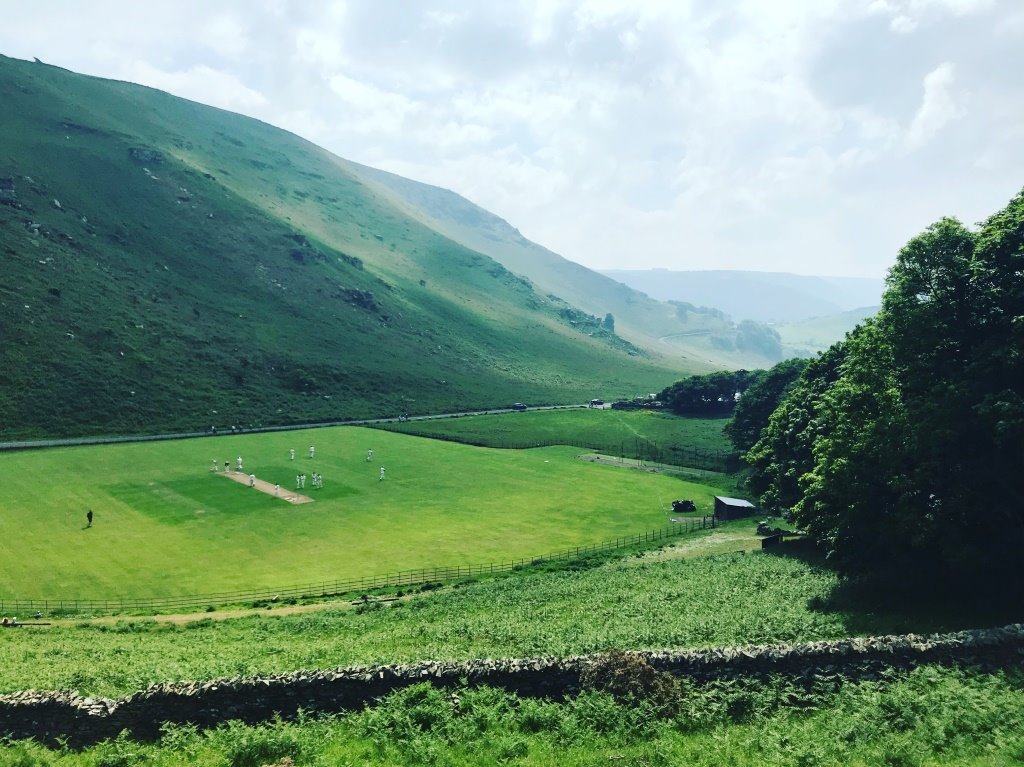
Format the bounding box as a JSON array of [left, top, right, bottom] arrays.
[[340, 163, 784, 369], [0, 55, 713, 439]]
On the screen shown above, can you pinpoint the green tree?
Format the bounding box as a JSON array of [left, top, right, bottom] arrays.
[[602, 313, 615, 332], [749, 188, 1024, 580], [725, 357, 809, 452], [658, 370, 756, 416], [745, 343, 847, 516]]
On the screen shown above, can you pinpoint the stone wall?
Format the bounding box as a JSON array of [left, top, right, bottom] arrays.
[[1, 624, 1021, 746]]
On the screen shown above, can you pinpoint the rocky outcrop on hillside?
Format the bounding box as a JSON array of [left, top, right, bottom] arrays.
[[1, 624, 1021, 745]]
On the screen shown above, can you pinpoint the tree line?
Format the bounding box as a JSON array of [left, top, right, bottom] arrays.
[[660, 188, 1023, 583]]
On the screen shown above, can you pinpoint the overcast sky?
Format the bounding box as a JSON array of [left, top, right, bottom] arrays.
[[3, 1, 1022, 278]]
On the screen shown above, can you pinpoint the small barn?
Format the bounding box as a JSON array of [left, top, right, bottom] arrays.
[[714, 495, 756, 521]]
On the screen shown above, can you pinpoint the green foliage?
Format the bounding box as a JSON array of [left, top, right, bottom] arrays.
[[725, 358, 809, 451], [214, 720, 304, 767], [745, 342, 848, 516], [580, 650, 683, 717], [659, 370, 758, 416], [748, 189, 1024, 580]]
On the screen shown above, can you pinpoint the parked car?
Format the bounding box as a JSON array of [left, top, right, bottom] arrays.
[[512, 403, 527, 411]]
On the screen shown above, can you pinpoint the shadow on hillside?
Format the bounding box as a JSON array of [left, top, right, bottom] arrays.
[[764, 538, 1024, 636]]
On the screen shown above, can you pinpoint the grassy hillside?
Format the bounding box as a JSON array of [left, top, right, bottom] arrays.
[[343, 162, 786, 370], [0, 55, 694, 439]]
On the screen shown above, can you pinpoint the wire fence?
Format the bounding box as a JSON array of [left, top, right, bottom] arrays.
[[0, 517, 714, 616]]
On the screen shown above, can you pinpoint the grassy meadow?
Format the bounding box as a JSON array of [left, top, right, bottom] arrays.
[[0, 423, 732, 602], [376, 408, 734, 454]]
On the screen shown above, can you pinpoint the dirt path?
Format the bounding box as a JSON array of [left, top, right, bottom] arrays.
[[219, 469, 314, 504]]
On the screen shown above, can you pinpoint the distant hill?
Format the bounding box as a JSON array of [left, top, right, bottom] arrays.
[[776, 306, 880, 358], [341, 164, 782, 369], [0, 56, 783, 439], [602, 269, 885, 324]]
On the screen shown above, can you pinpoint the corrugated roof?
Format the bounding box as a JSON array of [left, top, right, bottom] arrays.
[[714, 496, 755, 507]]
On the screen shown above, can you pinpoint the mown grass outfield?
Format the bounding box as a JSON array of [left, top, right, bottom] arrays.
[[0, 424, 732, 601]]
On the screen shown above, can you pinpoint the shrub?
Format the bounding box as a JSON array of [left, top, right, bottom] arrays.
[[580, 649, 683, 717], [217, 720, 304, 767]]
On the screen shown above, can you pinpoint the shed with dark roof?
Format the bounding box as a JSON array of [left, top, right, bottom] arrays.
[[714, 495, 756, 521]]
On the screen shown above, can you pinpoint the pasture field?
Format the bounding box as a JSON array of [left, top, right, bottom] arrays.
[[0, 425, 732, 602], [375, 408, 734, 455]]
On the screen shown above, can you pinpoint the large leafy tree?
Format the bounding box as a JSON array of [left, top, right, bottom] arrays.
[[725, 357, 809, 452], [745, 343, 847, 517], [748, 189, 1024, 579], [658, 370, 758, 416]]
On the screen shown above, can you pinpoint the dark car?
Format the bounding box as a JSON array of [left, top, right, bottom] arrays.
[[512, 403, 527, 411]]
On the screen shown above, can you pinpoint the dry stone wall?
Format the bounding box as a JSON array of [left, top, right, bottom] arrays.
[[1, 624, 1021, 746]]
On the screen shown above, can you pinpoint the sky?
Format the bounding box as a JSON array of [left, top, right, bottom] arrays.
[[2, 1, 1022, 278]]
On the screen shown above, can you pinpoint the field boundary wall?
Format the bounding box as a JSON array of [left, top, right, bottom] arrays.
[[1, 624, 1021, 745], [0, 518, 714, 614]]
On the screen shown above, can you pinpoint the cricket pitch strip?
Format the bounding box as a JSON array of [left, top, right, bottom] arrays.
[[218, 470, 315, 504]]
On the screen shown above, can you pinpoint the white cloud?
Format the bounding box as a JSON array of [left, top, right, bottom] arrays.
[[905, 62, 962, 150], [871, 0, 996, 32], [124, 62, 269, 113], [326, 73, 423, 136], [196, 12, 249, 60], [1, 0, 1021, 279]]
